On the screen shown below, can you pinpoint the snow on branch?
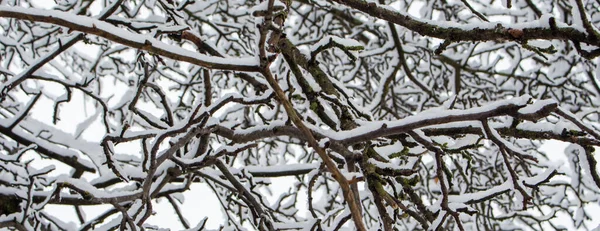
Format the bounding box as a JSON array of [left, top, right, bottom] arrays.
[[2, 0, 600, 230], [0, 6, 261, 72]]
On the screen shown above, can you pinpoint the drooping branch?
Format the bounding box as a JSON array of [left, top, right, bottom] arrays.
[[0, 7, 261, 73]]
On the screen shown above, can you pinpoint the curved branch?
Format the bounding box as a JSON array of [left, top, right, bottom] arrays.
[[0, 7, 261, 73]]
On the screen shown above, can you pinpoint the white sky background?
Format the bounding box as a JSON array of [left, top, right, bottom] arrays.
[[19, 1, 222, 229], [9, 0, 600, 230]]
